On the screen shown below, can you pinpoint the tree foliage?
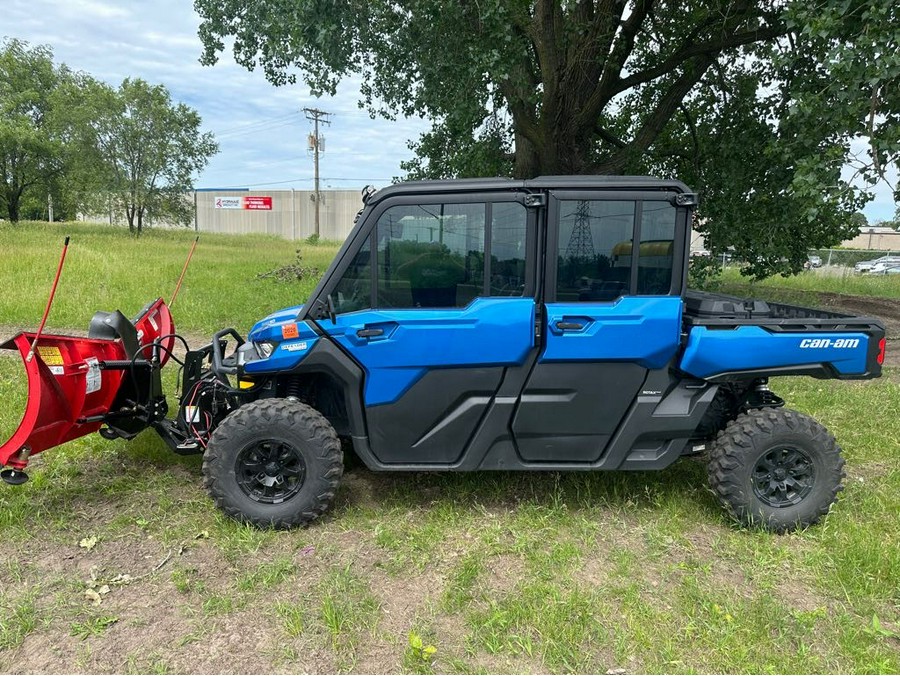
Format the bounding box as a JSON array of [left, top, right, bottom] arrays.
[[195, 0, 899, 278], [0, 39, 67, 222], [1, 39, 217, 231], [69, 78, 218, 233]]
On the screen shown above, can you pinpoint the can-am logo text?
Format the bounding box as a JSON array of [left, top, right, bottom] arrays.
[[799, 338, 860, 349]]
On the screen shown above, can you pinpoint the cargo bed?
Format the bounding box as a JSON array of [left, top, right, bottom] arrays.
[[680, 290, 886, 381]]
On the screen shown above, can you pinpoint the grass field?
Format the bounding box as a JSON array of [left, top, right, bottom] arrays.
[[0, 223, 899, 673], [0, 221, 341, 336], [717, 265, 900, 300]]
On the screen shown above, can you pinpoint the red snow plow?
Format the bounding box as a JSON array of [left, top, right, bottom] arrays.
[[0, 236, 201, 485], [0, 299, 176, 483]]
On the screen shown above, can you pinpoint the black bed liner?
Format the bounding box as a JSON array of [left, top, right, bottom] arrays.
[[683, 290, 885, 334]]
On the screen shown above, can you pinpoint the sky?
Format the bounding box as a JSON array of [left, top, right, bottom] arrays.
[[4, 0, 431, 193], [3, 0, 897, 222]]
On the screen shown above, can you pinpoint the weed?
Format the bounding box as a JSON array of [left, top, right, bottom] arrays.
[[256, 249, 321, 283], [124, 653, 171, 674], [403, 631, 437, 674], [70, 615, 118, 640]]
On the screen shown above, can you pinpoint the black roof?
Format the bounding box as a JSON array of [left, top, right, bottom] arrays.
[[368, 175, 692, 204]]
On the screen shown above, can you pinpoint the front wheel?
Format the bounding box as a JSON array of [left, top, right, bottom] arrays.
[[707, 408, 845, 533], [202, 399, 343, 529]]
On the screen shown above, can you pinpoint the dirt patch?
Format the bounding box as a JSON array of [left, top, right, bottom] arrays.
[[482, 553, 527, 595]]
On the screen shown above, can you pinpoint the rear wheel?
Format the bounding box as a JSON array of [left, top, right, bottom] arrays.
[[707, 408, 844, 533], [203, 399, 342, 528]]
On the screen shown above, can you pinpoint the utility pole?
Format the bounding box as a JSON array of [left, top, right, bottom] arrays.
[[304, 107, 331, 237]]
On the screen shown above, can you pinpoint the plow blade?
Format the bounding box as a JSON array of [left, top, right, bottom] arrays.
[[0, 298, 174, 470]]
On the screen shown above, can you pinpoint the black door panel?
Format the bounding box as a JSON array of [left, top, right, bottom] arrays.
[[512, 363, 647, 462], [366, 367, 503, 464]]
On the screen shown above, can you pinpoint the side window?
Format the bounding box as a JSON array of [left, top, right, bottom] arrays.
[[637, 202, 677, 294], [556, 200, 635, 302], [377, 203, 485, 308], [489, 202, 528, 296], [332, 236, 372, 314]]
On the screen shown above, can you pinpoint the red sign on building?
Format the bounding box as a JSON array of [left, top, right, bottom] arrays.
[[243, 196, 273, 210]]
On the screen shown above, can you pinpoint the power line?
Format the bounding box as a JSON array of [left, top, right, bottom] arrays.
[[216, 118, 300, 140], [197, 176, 392, 190], [323, 177, 393, 182], [200, 177, 309, 189], [211, 112, 300, 137]]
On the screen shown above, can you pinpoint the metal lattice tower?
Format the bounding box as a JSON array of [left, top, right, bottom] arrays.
[[565, 200, 595, 260]]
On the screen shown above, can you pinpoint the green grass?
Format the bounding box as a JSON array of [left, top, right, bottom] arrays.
[[70, 615, 118, 640], [0, 221, 340, 335], [0, 593, 37, 650], [319, 564, 381, 651], [716, 266, 900, 300], [1, 221, 899, 672]]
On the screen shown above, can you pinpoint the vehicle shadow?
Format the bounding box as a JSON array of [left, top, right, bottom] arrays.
[[335, 453, 722, 522]]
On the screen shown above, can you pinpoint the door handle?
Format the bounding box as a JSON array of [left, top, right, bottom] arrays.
[[555, 321, 584, 331], [356, 327, 384, 338]]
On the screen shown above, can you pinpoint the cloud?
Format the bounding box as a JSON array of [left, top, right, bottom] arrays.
[[5, 0, 429, 191], [58, 0, 131, 20]]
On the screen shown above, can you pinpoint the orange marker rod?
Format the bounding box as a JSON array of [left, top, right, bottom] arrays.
[[27, 236, 70, 363], [170, 236, 199, 309]]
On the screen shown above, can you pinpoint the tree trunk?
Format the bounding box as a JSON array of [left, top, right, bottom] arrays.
[[513, 131, 542, 179], [550, 123, 595, 176], [126, 203, 136, 233], [514, 122, 599, 177], [137, 206, 144, 236], [7, 196, 20, 223]]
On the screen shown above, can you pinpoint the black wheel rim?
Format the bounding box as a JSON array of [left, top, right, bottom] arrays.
[[751, 446, 816, 508], [235, 439, 306, 504]]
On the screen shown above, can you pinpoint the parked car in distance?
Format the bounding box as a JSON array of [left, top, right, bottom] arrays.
[[870, 259, 900, 274], [875, 264, 900, 275], [807, 254, 822, 268], [855, 255, 900, 273]]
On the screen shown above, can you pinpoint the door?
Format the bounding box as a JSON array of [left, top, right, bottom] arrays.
[[511, 193, 687, 463], [316, 196, 537, 464]]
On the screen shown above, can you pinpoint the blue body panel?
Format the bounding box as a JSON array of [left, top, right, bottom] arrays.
[[247, 304, 304, 341], [320, 297, 535, 406], [541, 296, 683, 369], [243, 305, 318, 374], [680, 326, 870, 378]]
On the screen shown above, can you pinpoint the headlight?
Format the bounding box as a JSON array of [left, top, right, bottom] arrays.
[[254, 341, 278, 358]]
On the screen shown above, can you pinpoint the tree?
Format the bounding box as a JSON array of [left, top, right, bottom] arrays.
[[74, 78, 218, 234], [0, 39, 66, 222], [195, 0, 899, 278]]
